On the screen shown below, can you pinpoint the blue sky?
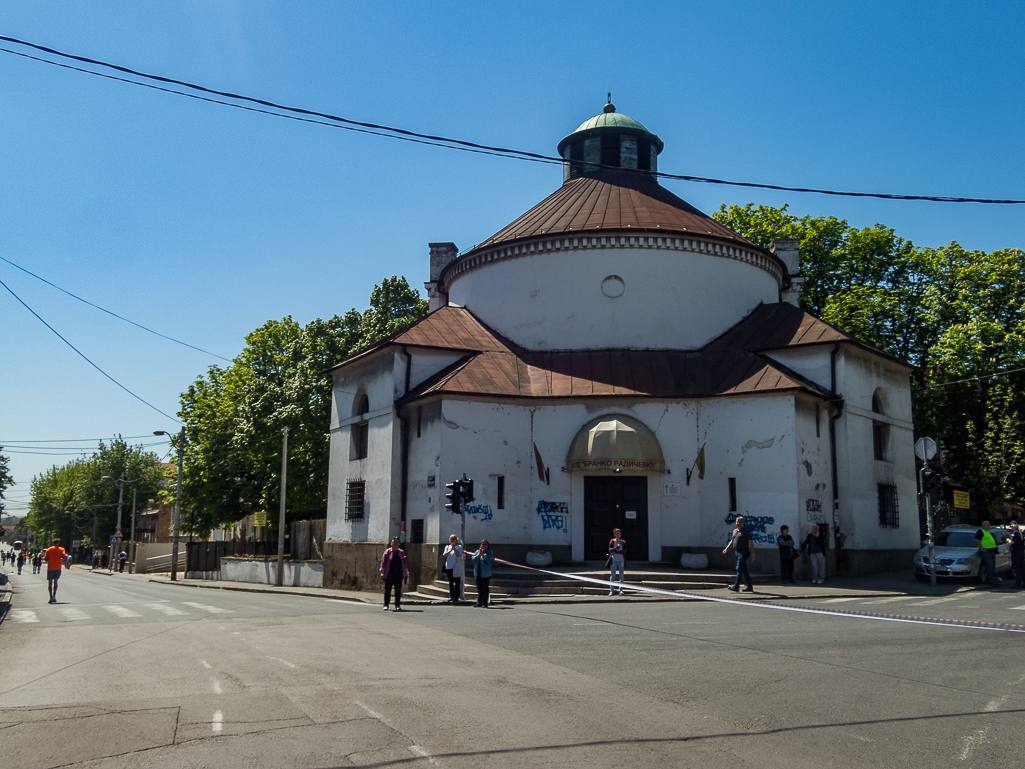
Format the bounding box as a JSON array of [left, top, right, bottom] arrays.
[[2, 1, 1023, 516]]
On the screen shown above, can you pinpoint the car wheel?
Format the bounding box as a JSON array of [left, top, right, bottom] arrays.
[[978, 562, 989, 584]]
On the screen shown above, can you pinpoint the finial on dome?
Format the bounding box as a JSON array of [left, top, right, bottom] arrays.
[[604, 92, 616, 113]]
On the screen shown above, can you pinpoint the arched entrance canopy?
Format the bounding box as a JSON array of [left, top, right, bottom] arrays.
[[566, 414, 665, 474]]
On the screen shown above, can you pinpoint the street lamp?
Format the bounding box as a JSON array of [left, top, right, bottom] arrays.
[[154, 428, 186, 581]]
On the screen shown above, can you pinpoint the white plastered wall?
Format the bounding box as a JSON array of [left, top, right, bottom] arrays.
[[447, 246, 779, 351], [833, 347, 918, 551]]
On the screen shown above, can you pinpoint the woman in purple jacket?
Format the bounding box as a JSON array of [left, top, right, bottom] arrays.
[[379, 537, 408, 611]]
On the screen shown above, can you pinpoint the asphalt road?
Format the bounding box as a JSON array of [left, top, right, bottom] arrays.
[[1, 566, 1023, 768]]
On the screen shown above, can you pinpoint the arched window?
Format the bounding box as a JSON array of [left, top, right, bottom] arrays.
[[353, 392, 369, 418]]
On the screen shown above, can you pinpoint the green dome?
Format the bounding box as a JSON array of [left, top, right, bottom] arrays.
[[570, 111, 651, 135]]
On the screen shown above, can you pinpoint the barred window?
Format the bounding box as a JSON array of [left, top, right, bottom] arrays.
[[345, 478, 366, 521], [877, 482, 899, 527]]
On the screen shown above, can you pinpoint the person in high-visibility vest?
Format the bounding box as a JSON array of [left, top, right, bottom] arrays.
[[975, 521, 999, 586]]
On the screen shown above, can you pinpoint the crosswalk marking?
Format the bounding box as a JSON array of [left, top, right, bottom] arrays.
[[59, 607, 90, 621], [910, 596, 963, 606], [10, 609, 39, 623], [103, 605, 142, 618], [145, 603, 189, 616], [182, 602, 231, 614], [859, 596, 920, 605]]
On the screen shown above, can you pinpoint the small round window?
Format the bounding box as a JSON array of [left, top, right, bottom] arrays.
[[601, 275, 626, 298]]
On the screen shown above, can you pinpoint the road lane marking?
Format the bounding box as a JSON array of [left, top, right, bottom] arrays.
[[200, 660, 212, 669], [266, 656, 297, 668], [823, 598, 863, 603], [212, 710, 223, 734], [409, 745, 439, 765], [212, 680, 223, 694], [103, 605, 142, 618], [183, 602, 232, 614], [10, 609, 38, 623], [59, 607, 90, 621], [144, 603, 189, 616]]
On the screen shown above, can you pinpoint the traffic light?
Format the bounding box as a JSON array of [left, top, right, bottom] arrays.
[[462, 478, 474, 505], [445, 480, 462, 514]]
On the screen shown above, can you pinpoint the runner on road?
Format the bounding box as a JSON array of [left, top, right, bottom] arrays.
[[44, 538, 68, 604]]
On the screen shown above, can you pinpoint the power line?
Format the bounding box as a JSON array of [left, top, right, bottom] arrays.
[[0, 435, 158, 443], [0, 276, 179, 423], [0, 256, 231, 362], [2, 35, 1023, 206]]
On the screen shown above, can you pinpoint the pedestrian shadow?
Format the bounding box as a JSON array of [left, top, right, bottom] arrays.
[[337, 706, 1025, 768]]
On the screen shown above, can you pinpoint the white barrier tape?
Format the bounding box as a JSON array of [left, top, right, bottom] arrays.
[[493, 559, 1025, 634]]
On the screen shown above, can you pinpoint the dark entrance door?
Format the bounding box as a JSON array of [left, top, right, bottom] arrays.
[[584, 476, 648, 561]]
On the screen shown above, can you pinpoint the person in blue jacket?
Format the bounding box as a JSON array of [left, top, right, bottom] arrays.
[[470, 539, 495, 608]]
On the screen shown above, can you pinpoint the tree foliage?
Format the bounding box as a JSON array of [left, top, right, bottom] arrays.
[[178, 276, 427, 535], [0, 447, 13, 516], [715, 203, 1025, 513], [24, 438, 165, 544]]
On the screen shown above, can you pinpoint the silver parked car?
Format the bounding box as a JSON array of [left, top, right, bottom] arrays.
[[913, 525, 1012, 582]]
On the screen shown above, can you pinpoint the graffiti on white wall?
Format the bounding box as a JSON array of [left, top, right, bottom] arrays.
[[536, 500, 569, 533], [725, 513, 778, 544], [466, 504, 493, 522], [805, 499, 826, 524]]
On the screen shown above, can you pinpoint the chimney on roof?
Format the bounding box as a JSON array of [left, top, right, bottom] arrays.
[[425, 242, 458, 312], [771, 238, 804, 307]]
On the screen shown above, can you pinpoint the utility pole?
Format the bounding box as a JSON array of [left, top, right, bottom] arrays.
[[129, 487, 137, 573], [276, 427, 289, 587]]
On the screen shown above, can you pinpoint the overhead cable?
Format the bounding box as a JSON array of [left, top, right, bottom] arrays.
[[1, 35, 1022, 205], [0, 256, 231, 362], [0, 277, 179, 423]]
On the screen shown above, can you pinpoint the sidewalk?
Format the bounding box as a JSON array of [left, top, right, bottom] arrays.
[[131, 567, 957, 607]]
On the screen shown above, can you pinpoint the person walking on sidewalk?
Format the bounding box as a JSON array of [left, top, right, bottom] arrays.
[[802, 524, 827, 584], [44, 538, 68, 604], [723, 516, 755, 592], [1007, 520, 1024, 589], [379, 537, 408, 611], [776, 525, 798, 584], [608, 528, 627, 595], [471, 539, 495, 608]]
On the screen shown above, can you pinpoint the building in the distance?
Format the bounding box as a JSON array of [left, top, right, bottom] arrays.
[[322, 102, 918, 588]]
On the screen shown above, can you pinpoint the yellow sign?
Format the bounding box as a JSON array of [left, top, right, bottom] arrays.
[[952, 491, 970, 509], [253, 510, 268, 527]]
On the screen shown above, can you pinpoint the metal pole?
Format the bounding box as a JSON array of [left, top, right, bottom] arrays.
[[170, 428, 184, 581], [276, 427, 289, 587], [922, 462, 937, 588], [111, 473, 124, 572]]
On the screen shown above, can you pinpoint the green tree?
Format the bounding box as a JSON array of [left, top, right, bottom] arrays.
[[178, 276, 427, 535], [0, 447, 13, 516], [714, 203, 1025, 514], [25, 438, 165, 544]]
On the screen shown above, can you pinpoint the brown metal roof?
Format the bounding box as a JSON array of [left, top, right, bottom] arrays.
[[470, 170, 757, 251], [372, 303, 849, 402]]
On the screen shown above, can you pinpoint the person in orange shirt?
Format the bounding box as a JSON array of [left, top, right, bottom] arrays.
[[44, 538, 68, 604]]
